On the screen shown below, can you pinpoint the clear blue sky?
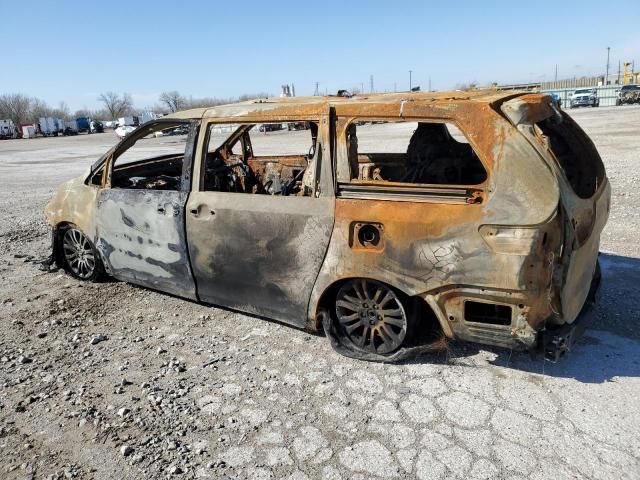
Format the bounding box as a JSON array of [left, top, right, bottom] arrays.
[[2, 0, 638, 111]]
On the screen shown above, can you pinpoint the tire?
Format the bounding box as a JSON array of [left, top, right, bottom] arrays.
[[331, 279, 413, 357], [59, 227, 105, 281]]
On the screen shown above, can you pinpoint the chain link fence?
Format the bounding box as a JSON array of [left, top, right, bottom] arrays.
[[542, 86, 621, 108]]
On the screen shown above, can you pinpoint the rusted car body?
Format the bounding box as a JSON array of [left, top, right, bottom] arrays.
[[45, 91, 609, 361]]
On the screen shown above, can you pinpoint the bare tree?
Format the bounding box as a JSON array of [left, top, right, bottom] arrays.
[[159, 91, 186, 112], [455, 81, 478, 91], [98, 92, 119, 119], [237, 92, 270, 102], [74, 108, 91, 118], [28, 97, 50, 122], [98, 92, 133, 120], [0, 94, 32, 125], [55, 101, 70, 119], [158, 92, 272, 112], [120, 93, 133, 116], [44, 101, 71, 120]]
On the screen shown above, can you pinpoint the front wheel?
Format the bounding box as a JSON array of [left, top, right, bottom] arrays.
[[333, 279, 411, 356], [60, 227, 105, 281]]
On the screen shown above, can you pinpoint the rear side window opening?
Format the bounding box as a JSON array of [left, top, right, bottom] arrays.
[[344, 120, 487, 186], [535, 112, 605, 199]]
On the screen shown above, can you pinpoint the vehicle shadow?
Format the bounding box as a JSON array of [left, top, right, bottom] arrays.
[[37, 247, 639, 384], [411, 253, 640, 384]]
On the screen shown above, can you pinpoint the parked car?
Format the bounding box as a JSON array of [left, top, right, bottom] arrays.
[[258, 123, 283, 132], [569, 88, 599, 108], [548, 92, 562, 108], [287, 121, 310, 131], [615, 84, 640, 105], [44, 92, 609, 362], [91, 120, 104, 133]]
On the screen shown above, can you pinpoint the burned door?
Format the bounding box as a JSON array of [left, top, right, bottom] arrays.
[[94, 120, 199, 300], [186, 119, 335, 326]]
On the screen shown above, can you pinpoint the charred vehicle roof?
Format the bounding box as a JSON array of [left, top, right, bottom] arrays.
[[45, 90, 610, 362]]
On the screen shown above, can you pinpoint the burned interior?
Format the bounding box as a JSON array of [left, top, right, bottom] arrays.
[[345, 121, 487, 186], [109, 121, 191, 191], [534, 112, 605, 199], [202, 122, 318, 196]]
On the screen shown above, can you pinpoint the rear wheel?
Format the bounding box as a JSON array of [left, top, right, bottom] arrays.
[[334, 279, 410, 355], [60, 227, 104, 281]]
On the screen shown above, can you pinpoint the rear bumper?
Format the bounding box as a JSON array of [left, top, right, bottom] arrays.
[[539, 259, 602, 362]]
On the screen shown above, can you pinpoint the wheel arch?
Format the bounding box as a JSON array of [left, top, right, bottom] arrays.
[[52, 221, 77, 268], [52, 221, 107, 276], [310, 276, 444, 342]]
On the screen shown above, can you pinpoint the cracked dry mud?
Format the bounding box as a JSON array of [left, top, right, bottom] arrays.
[[1, 106, 640, 479]]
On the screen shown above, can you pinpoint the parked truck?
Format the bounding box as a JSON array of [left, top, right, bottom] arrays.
[[0, 119, 18, 139], [138, 111, 159, 125], [75, 117, 104, 134], [38, 117, 63, 136], [63, 120, 78, 136], [76, 117, 92, 133], [21, 124, 36, 139], [117, 116, 139, 127], [91, 120, 104, 133]]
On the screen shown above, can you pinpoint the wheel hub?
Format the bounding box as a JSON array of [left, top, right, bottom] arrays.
[[62, 228, 96, 279], [361, 305, 381, 326], [335, 279, 408, 354]]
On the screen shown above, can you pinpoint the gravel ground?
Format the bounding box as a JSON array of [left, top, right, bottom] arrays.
[[0, 107, 639, 479]]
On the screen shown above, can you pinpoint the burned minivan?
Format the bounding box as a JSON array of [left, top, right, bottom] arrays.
[[45, 91, 610, 361]]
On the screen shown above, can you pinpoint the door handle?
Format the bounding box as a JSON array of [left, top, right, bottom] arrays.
[[189, 206, 215, 218], [158, 204, 179, 216]]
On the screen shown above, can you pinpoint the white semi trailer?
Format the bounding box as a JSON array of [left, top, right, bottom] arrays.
[[38, 117, 68, 136], [117, 116, 139, 127]]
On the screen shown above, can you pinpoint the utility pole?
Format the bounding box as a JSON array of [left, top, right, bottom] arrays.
[[409, 70, 412, 91], [313, 82, 320, 96], [605, 47, 610, 84], [618, 61, 621, 85], [554, 64, 558, 82], [370, 74, 374, 93]]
